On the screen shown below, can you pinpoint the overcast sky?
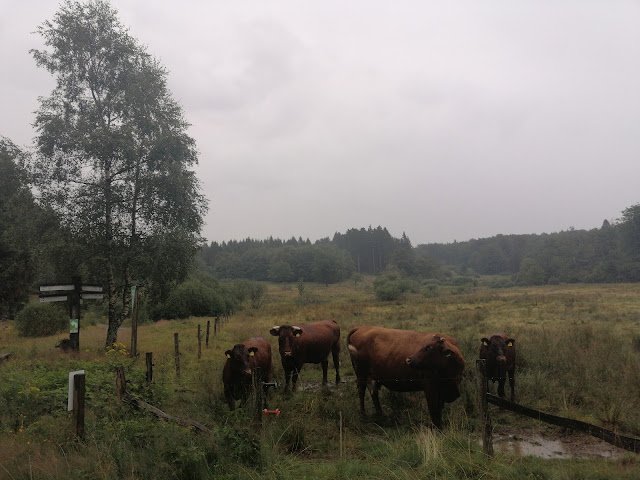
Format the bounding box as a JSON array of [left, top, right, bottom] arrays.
[[2, 1, 640, 246]]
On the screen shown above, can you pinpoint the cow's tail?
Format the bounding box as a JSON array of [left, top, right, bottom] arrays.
[[346, 327, 359, 363]]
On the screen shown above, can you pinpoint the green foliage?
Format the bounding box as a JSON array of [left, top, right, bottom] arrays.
[[30, 0, 207, 346], [373, 267, 416, 301], [249, 282, 267, 309], [14, 303, 67, 338], [200, 226, 433, 283], [311, 244, 355, 285], [517, 258, 546, 285], [157, 279, 227, 320], [423, 283, 440, 298], [0, 138, 62, 318], [418, 205, 640, 285]]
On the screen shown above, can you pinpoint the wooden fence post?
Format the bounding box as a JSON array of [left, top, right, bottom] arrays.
[[116, 366, 126, 402], [198, 324, 202, 360], [146, 352, 153, 386], [130, 285, 138, 358], [206, 320, 211, 348], [174, 333, 181, 378], [73, 372, 85, 439], [476, 359, 493, 456], [214, 317, 218, 336]]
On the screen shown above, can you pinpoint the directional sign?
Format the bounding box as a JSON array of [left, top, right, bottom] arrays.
[[81, 293, 104, 300], [40, 295, 68, 303], [70, 319, 79, 333], [40, 285, 75, 292], [81, 285, 103, 293]]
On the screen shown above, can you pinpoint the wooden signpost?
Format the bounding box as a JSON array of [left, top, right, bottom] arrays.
[[39, 276, 104, 352]]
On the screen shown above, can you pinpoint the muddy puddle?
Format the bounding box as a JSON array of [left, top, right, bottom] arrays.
[[493, 430, 626, 459]]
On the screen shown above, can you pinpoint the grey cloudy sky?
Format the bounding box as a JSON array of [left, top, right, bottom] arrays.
[[2, 1, 640, 246]]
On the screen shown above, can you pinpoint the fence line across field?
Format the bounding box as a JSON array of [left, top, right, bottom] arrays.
[[476, 359, 640, 455]]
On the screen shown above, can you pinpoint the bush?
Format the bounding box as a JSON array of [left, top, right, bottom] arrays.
[[373, 269, 416, 301], [15, 303, 67, 337]]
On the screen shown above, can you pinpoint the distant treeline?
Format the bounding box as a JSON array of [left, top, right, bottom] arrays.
[[200, 205, 640, 286], [420, 205, 640, 284], [198, 226, 441, 283]]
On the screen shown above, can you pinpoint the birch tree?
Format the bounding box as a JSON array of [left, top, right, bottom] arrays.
[[30, 0, 207, 346]]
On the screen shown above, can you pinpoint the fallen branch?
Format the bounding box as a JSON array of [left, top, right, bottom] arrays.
[[124, 391, 212, 434], [115, 365, 212, 435]]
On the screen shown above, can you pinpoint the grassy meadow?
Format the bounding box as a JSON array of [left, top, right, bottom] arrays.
[[2, 279, 640, 478]]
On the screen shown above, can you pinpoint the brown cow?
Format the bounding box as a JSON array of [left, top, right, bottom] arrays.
[[269, 319, 341, 392], [479, 332, 515, 401], [222, 336, 272, 410], [347, 326, 465, 429]]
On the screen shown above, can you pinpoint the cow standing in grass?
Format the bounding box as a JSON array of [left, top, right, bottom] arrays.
[[347, 326, 465, 429], [479, 332, 515, 402], [222, 337, 272, 410], [269, 319, 341, 392]]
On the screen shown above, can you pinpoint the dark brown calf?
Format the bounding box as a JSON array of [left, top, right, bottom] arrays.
[[347, 326, 465, 429], [269, 319, 341, 391], [222, 336, 272, 410], [479, 332, 515, 402]]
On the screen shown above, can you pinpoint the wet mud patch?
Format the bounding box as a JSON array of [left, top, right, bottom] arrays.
[[493, 428, 627, 459]]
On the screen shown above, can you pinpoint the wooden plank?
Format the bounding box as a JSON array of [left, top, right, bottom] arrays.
[[39, 295, 68, 303], [81, 293, 104, 300], [81, 285, 103, 292], [40, 285, 74, 292], [487, 394, 640, 453]]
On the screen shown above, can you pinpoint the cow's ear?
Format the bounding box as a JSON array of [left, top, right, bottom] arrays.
[[506, 339, 515, 347], [225, 350, 232, 359], [248, 347, 258, 357], [270, 326, 281, 336], [481, 337, 489, 347], [293, 326, 303, 337]]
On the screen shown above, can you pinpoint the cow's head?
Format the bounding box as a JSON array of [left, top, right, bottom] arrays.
[[405, 335, 465, 402], [269, 325, 302, 358], [480, 335, 514, 365], [225, 344, 259, 376]]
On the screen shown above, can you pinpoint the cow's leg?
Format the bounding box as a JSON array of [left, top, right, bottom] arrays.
[[332, 343, 341, 385], [497, 377, 506, 398], [425, 390, 443, 430], [321, 359, 329, 385], [224, 385, 235, 411], [283, 365, 292, 392], [508, 369, 515, 402], [371, 381, 383, 416], [357, 378, 367, 415], [292, 365, 302, 391]]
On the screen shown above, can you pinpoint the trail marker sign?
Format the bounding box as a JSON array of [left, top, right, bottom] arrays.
[[39, 277, 104, 351]]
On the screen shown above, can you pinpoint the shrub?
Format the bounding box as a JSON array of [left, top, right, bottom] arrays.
[[14, 303, 67, 337], [159, 280, 228, 320], [373, 272, 416, 301], [423, 284, 440, 298]]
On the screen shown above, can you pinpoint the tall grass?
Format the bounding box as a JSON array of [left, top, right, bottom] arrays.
[[2, 281, 640, 478]]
